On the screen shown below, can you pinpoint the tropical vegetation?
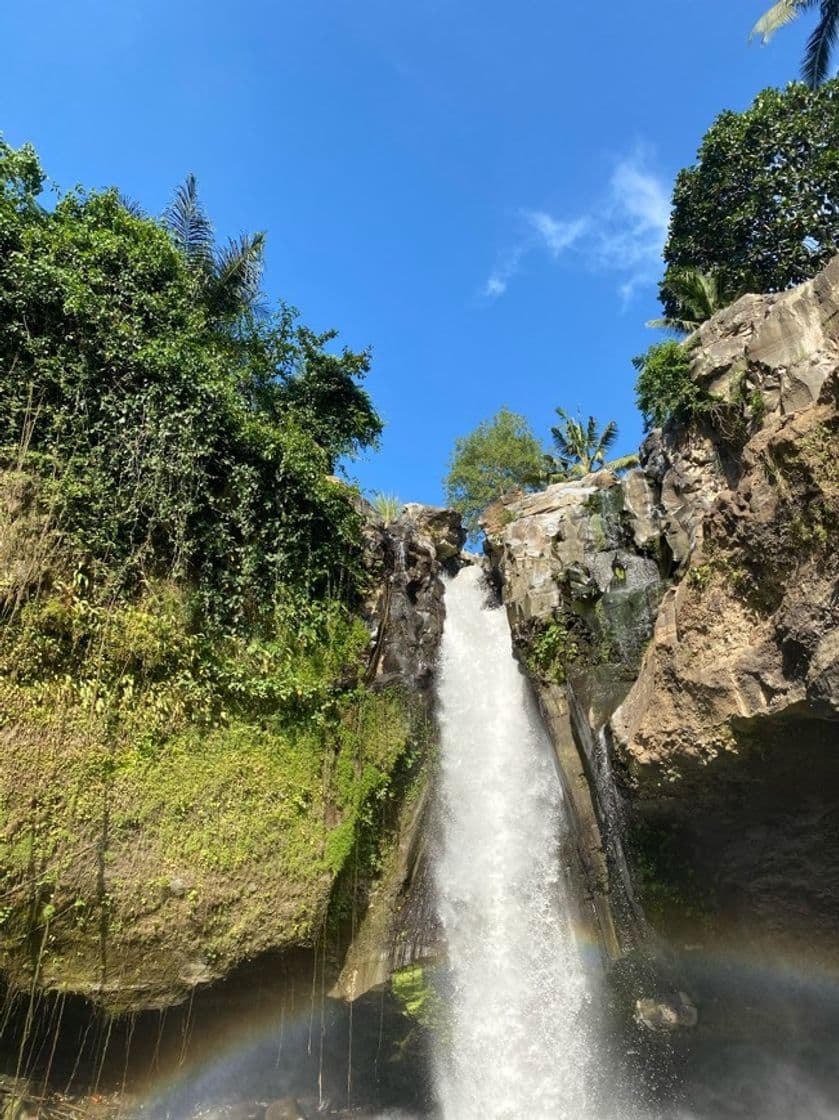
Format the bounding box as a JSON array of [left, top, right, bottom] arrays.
[[752, 0, 839, 88], [443, 408, 545, 536], [444, 407, 637, 536], [647, 267, 744, 335], [633, 341, 701, 431], [660, 80, 839, 320], [544, 410, 638, 481], [0, 137, 419, 991]]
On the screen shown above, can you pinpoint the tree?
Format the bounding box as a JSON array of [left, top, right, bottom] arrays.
[[545, 410, 638, 480], [752, 0, 839, 88], [163, 173, 266, 324], [0, 139, 381, 623], [660, 81, 839, 319], [234, 304, 382, 471], [443, 409, 544, 536], [647, 267, 744, 335]]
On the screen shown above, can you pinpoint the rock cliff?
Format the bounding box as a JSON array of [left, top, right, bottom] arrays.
[[484, 256, 839, 981], [0, 501, 463, 1014]]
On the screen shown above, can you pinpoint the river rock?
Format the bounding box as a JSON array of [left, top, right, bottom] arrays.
[[264, 1100, 305, 1120], [634, 991, 698, 1032]]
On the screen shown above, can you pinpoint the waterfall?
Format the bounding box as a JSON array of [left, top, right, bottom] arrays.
[[431, 564, 596, 1120]]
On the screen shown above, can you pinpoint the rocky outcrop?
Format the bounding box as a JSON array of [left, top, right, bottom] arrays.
[[485, 256, 839, 979], [363, 503, 464, 691], [331, 505, 464, 1003]]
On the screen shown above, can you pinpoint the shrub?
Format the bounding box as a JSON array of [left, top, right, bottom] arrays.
[[0, 138, 381, 628], [526, 616, 579, 683], [633, 341, 701, 431]]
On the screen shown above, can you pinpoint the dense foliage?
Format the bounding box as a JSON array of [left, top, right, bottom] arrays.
[[0, 139, 381, 628], [0, 140, 419, 988], [660, 81, 839, 319], [633, 341, 700, 431], [443, 408, 544, 535]]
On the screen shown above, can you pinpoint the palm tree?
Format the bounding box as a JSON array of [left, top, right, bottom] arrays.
[[546, 410, 638, 480], [647, 267, 743, 335], [163, 174, 266, 323], [751, 0, 839, 88]]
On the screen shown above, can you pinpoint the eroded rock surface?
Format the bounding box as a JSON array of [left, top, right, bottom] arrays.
[[486, 255, 839, 973]]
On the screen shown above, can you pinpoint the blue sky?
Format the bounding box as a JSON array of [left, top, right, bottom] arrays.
[[0, 0, 810, 505]]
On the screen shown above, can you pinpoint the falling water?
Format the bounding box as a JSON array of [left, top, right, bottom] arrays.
[[432, 564, 595, 1120]]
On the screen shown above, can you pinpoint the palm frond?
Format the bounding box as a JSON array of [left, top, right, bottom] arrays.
[[118, 193, 146, 218], [597, 420, 618, 456], [604, 453, 640, 475], [645, 316, 699, 335], [164, 174, 214, 271], [655, 266, 745, 336], [551, 408, 574, 459], [208, 231, 266, 320], [804, 0, 839, 85], [751, 0, 813, 43]]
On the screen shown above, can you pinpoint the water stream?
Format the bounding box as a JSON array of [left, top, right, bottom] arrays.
[[431, 564, 596, 1120]]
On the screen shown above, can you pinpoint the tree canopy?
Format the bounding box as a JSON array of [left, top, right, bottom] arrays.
[[443, 408, 544, 536], [0, 138, 381, 628], [660, 80, 839, 319]]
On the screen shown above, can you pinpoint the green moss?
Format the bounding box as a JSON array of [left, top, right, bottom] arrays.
[[0, 579, 419, 1007], [391, 964, 441, 1027]]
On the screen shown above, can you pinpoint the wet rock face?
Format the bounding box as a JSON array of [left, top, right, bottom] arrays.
[[483, 470, 666, 682], [363, 503, 465, 691], [486, 254, 839, 971]]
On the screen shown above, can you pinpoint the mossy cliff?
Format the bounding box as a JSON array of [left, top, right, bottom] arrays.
[[0, 138, 467, 1022], [484, 255, 839, 987], [0, 499, 462, 1014]]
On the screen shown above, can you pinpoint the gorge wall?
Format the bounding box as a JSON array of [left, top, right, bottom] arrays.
[[0, 501, 462, 1016], [484, 255, 839, 996]]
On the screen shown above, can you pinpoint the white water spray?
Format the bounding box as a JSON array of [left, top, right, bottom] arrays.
[[432, 565, 595, 1120]]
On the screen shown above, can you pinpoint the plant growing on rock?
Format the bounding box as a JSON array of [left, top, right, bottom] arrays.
[[371, 493, 402, 525], [526, 616, 579, 683], [633, 341, 702, 431]]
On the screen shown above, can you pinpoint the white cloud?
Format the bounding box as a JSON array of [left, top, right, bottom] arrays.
[[482, 149, 670, 305], [523, 212, 588, 257], [482, 244, 526, 298]]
